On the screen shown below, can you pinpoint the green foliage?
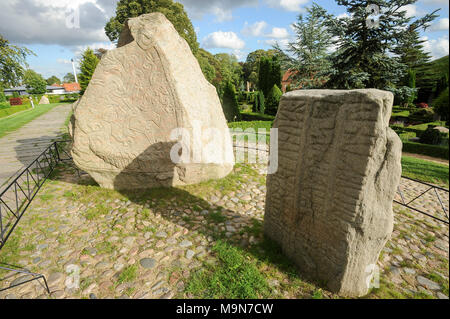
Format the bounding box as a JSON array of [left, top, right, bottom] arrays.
[[78, 48, 99, 95], [105, 0, 199, 55], [0, 35, 35, 87], [410, 108, 435, 123], [324, 0, 438, 90], [214, 53, 243, 93], [63, 72, 76, 83], [222, 81, 241, 122], [402, 141, 449, 160], [0, 90, 5, 103], [242, 49, 278, 88], [420, 126, 445, 145], [23, 69, 47, 95], [265, 84, 282, 116], [46, 75, 61, 86], [258, 56, 281, 98], [433, 87, 449, 121], [255, 91, 265, 114], [239, 112, 275, 122], [387, 86, 418, 108], [274, 4, 332, 88], [415, 55, 449, 103], [392, 23, 431, 71], [185, 241, 270, 299]]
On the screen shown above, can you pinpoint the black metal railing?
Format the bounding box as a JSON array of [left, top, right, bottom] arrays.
[[395, 176, 449, 224], [0, 140, 72, 294]]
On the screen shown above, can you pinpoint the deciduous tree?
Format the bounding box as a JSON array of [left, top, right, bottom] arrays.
[[0, 35, 35, 88]]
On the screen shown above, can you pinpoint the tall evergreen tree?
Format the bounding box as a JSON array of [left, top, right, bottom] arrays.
[[324, 0, 438, 90], [393, 23, 431, 70], [78, 48, 100, 95], [105, 0, 199, 55], [274, 3, 332, 88], [258, 56, 281, 98], [222, 81, 241, 122]]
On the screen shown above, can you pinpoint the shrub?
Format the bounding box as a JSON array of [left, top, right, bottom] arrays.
[[12, 92, 20, 98], [420, 126, 446, 145], [409, 108, 435, 123], [9, 97, 22, 106], [253, 91, 259, 113], [433, 87, 449, 122], [256, 91, 265, 114], [240, 112, 275, 122], [222, 81, 241, 122], [402, 141, 449, 160], [265, 84, 282, 116], [0, 91, 6, 103], [416, 102, 429, 109]]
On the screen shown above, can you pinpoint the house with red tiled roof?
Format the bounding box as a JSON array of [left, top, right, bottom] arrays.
[[281, 69, 298, 93], [62, 82, 81, 93], [51, 83, 80, 93]]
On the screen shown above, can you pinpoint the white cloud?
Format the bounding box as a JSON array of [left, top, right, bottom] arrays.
[[402, 4, 418, 18], [203, 31, 245, 50], [265, 27, 289, 39], [57, 58, 72, 65], [179, 0, 258, 21], [337, 12, 350, 19], [242, 21, 268, 37], [422, 35, 449, 59], [264, 38, 290, 49], [0, 0, 111, 46], [421, 0, 449, 6], [266, 0, 309, 12], [232, 49, 247, 61], [429, 18, 449, 32]]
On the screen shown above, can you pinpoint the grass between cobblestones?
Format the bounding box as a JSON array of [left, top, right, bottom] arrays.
[[1, 158, 447, 300]]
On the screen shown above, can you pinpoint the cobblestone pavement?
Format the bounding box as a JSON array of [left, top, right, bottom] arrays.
[[0, 157, 448, 299], [0, 104, 72, 189]]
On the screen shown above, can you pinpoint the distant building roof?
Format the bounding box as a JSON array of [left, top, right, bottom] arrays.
[[62, 82, 81, 92], [47, 85, 65, 90], [3, 86, 27, 92]]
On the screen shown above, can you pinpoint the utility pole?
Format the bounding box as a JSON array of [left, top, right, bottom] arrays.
[[71, 58, 78, 83]]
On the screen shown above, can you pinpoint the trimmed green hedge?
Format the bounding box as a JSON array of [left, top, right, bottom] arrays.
[[0, 104, 33, 118], [240, 112, 275, 122], [402, 140, 449, 160]]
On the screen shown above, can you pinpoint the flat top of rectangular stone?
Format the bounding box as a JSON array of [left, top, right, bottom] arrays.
[[283, 89, 393, 99]]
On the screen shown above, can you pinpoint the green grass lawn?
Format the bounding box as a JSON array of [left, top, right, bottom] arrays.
[[407, 121, 447, 131], [0, 103, 63, 138], [401, 156, 449, 186]]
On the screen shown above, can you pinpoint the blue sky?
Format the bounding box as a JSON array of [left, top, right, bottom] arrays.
[[0, 0, 448, 82]]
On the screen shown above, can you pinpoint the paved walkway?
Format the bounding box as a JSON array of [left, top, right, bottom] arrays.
[[0, 104, 72, 188]]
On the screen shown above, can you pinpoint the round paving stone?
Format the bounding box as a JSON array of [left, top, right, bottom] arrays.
[[140, 258, 157, 269]]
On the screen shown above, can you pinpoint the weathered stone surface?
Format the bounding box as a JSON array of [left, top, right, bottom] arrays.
[[38, 96, 50, 105], [264, 89, 402, 297], [70, 13, 233, 190]]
